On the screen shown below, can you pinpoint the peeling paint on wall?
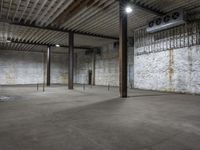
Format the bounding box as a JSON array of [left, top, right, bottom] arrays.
[[75, 42, 200, 94], [134, 45, 200, 94], [168, 49, 175, 92]]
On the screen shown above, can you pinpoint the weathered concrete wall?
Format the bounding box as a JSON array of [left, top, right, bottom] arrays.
[[134, 46, 200, 94], [0, 50, 68, 85], [75, 44, 134, 87], [75, 51, 92, 84], [128, 47, 135, 87], [75, 43, 200, 94], [51, 53, 68, 84], [95, 44, 119, 86], [0, 51, 44, 85]]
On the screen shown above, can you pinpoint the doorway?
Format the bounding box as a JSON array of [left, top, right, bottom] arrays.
[[88, 70, 92, 85]]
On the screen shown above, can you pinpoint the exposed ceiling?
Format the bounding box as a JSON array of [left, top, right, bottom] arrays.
[[0, 0, 200, 52]]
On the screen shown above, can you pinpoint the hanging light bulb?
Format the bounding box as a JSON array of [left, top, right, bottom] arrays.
[[125, 6, 133, 14]]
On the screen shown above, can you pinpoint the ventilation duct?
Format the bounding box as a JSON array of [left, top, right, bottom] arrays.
[[147, 10, 186, 33]]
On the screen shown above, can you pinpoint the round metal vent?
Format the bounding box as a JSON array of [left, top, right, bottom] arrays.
[[148, 21, 154, 27], [164, 15, 170, 23], [156, 18, 162, 25], [172, 12, 180, 20]]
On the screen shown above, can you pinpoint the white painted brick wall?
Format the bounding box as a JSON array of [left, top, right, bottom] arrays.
[[75, 42, 200, 94], [134, 45, 200, 94], [0, 50, 68, 85], [75, 45, 120, 86], [0, 51, 44, 85], [74, 51, 92, 84], [51, 53, 68, 84]]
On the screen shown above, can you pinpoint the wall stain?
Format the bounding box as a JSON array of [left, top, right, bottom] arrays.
[[168, 49, 175, 92], [60, 74, 68, 84]]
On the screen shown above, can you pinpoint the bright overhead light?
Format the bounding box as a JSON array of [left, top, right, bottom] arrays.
[[125, 6, 133, 14], [6, 40, 11, 43], [55, 44, 60, 47]]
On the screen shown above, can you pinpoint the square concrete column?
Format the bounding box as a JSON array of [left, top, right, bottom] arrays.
[[119, 0, 128, 98], [68, 32, 74, 89]]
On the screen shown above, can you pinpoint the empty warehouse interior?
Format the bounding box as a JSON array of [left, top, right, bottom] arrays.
[[0, 0, 200, 149]]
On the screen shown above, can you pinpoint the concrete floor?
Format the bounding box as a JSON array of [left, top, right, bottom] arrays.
[[0, 85, 200, 150]]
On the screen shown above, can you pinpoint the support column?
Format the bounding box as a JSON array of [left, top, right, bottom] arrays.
[[47, 46, 51, 86], [92, 49, 96, 86], [119, 0, 128, 98], [68, 31, 74, 89]]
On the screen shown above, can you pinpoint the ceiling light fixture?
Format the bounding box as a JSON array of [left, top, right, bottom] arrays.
[[6, 40, 11, 43], [56, 44, 60, 47], [125, 6, 133, 14]]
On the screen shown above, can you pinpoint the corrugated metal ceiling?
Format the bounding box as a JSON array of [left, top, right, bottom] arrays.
[[0, 0, 199, 52]]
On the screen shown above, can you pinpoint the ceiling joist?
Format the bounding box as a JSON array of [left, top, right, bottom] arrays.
[[9, 39, 93, 50], [1, 0, 199, 53], [10, 22, 119, 40]]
